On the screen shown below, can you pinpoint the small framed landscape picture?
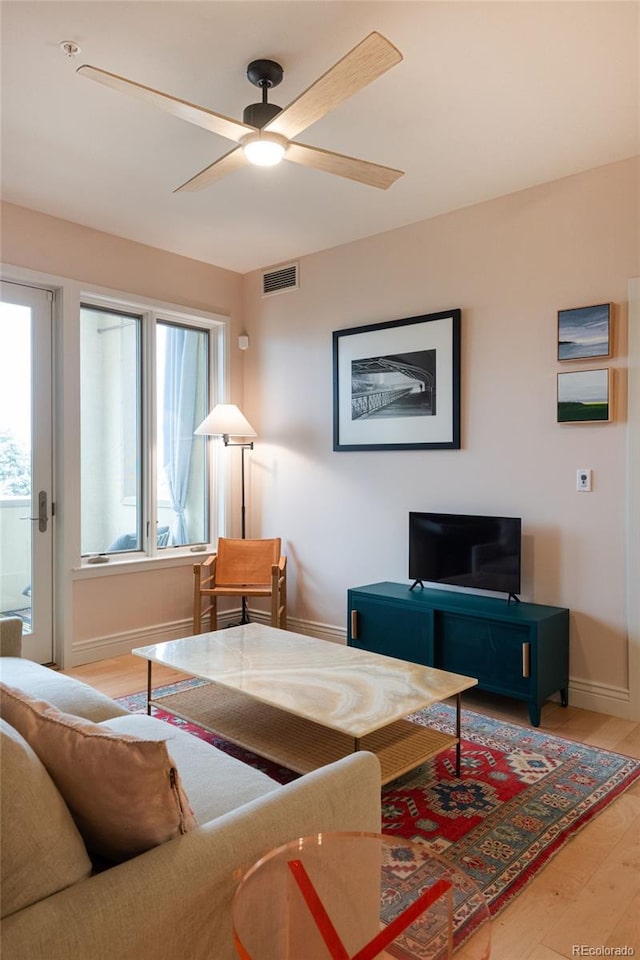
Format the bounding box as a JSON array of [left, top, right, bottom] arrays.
[[557, 368, 611, 424], [557, 303, 611, 361]]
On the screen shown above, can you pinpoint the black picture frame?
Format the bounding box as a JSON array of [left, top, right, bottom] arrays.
[[332, 309, 461, 451]]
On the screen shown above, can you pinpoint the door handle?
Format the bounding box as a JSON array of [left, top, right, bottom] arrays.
[[350, 609, 358, 641], [20, 491, 48, 533], [522, 641, 531, 678]]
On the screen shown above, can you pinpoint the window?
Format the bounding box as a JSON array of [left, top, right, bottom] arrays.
[[80, 300, 219, 557]]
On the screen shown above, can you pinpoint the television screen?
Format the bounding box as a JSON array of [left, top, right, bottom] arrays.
[[409, 512, 521, 597]]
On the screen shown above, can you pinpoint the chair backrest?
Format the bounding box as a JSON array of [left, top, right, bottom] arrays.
[[215, 538, 282, 587], [157, 526, 171, 547], [108, 525, 171, 552], [0, 617, 23, 657]]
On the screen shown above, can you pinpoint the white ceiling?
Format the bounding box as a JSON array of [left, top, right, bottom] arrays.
[[1, 1, 638, 274]]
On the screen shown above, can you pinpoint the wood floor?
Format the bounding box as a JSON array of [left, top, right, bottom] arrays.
[[66, 654, 640, 960]]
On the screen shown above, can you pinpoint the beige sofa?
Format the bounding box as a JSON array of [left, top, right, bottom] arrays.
[[0, 620, 381, 960]]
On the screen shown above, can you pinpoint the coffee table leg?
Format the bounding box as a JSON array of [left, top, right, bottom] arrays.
[[146, 660, 152, 716], [456, 693, 462, 777]]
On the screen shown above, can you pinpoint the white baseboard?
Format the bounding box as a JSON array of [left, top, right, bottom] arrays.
[[70, 609, 347, 667], [71, 618, 196, 665], [567, 677, 635, 721], [250, 610, 347, 645]]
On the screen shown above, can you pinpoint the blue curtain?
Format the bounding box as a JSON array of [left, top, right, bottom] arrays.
[[163, 327, 199, 545]]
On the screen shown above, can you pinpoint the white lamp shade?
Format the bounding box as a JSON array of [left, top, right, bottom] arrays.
[[195, 404, 257, 438]]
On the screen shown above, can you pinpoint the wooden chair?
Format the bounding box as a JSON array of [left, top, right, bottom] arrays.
[[193, 537, 287, 633], [0, 616, 23, 657]]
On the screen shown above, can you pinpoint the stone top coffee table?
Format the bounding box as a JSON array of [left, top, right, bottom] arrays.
[[133, 623, 477, 784]]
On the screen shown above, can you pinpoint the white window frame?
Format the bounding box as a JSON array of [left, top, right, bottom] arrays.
[[1, 263, 232, 667], [79, 289, 227, 569]]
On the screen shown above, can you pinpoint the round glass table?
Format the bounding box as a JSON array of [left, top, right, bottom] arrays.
[[232, 832, 491, 960]]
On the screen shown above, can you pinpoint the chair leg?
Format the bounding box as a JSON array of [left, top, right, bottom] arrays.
[[193, 569, 202, 634], [210, 596, 218, 633], [270, 565, 287, 630], [281, 575, 287, 629]]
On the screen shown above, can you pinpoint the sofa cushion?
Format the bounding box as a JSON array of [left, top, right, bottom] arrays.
[[0, 718, 92, 919], [0, 683, 197, 862], [103, 713, 280, 823], [0, 658, 129, 722]]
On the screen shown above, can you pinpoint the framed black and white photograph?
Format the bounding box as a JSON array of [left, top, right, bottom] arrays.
[[557, 368, 611, 423], [557, 303, 612, 361], [332, 309, 461, 451]]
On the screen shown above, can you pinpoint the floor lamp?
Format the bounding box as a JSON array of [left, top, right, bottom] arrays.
[[195, 404, 257, 622], [195, 403, 257, 538]]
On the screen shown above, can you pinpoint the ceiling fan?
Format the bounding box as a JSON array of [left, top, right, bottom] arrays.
[[77, 31, 404, 193]]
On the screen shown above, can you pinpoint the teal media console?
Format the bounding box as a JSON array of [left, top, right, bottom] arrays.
[[347, 582, 569, 726]]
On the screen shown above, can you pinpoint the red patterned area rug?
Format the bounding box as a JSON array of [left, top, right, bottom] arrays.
[[118, 679, 640, 947]]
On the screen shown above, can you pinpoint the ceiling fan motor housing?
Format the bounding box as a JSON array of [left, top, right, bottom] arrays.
[[243, 101, 282, 128]]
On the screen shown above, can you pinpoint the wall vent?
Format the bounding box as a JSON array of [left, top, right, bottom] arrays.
[[262, 262, 299, 296]]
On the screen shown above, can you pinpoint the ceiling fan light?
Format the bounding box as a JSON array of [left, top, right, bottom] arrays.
[[243, 133, 286, 167]]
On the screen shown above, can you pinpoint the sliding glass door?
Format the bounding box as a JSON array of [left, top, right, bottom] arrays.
[[0, 280, 53, 662]]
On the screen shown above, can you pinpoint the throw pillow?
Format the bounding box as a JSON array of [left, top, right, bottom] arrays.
[[0, 719, 92, 918], [0, 683, 197, 862]]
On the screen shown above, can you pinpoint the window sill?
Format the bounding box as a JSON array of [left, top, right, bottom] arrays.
[[73, 548, 211, 579]]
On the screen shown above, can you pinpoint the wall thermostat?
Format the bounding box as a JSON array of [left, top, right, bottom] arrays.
[[577, 468, 592, 492]]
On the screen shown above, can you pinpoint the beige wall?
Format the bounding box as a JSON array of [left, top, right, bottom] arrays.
[[1, 201, 244, 663], [70, 565, 196, 664], [2, 159, 638, 712], [242, 157, 639, 709], [0, 202, 240, 316]]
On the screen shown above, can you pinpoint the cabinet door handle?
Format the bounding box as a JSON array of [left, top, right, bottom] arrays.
[[522, 642, 531, 678], [351, 609, 358, 641]]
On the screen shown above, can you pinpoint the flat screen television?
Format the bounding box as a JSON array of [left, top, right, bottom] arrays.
[[409, 512, 521, 600]]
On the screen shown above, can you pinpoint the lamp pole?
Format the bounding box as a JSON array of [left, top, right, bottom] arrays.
[[223, 435, 254, 624], [222, 434, 254, 540]]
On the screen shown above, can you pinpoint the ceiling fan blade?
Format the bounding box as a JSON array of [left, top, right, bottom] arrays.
[[264, 32, 402, 141], [77, 65, 256, 143], [174, 145, 250, 192], [285, 141, 403, 190]]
